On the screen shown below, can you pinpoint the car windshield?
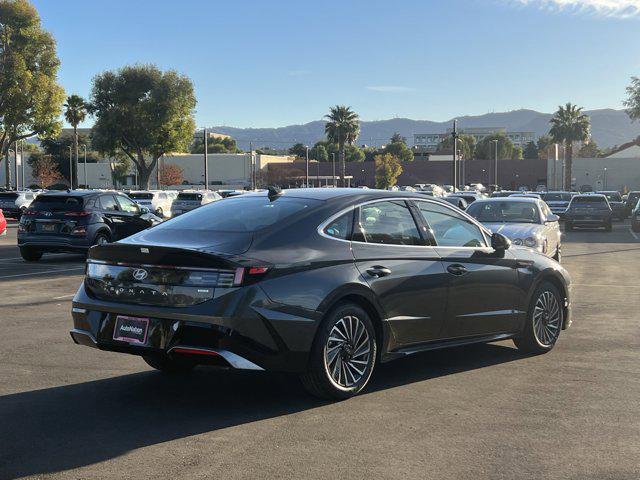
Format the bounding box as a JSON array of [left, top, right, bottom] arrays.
[[155, 196, 322, 233], [466, 201, 540, 224], [30, 195, 84, 211], [129, 192, 154, 200], [542, 193, 572, 202]]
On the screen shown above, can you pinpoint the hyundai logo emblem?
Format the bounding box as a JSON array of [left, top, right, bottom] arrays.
[[132, 268, 148, 281]]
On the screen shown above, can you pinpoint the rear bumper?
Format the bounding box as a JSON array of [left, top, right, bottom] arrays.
[[18, 233, 92, 252], [70, 281, 320, 373], [565, 216, 611, 227]]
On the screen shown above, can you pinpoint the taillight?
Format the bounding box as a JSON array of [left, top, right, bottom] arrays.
[[65, 211, 91, 217], [233, 266, 271, 286]]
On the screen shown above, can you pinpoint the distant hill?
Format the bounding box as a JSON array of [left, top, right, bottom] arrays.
[[212, 108, 638, 151]]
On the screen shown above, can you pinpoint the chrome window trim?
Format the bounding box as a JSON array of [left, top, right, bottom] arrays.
[[317, 196, 490, 249]]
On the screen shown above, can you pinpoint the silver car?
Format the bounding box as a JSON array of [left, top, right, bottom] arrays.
[[0, 191, 37, 219], [128, 190, 176, 218], [170, 190, 221, 216], [466, 197, 562, 262]]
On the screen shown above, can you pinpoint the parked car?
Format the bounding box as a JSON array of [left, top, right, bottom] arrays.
[[631, 199, 640, 233], [128, 190, 175, 218], [541, 191, 574, 218], [0, 208, 6, 236], [491, 190, 519, 198], [595, 191, 625, 220], [0, 191, 37, 219], [466, 197, 562, 261], [18, 190, 162, 261], [624, 191, 640, 217], [170, 190, 222, 216], [509, 193, 542, 199], [414, 184, 444, 197], [447, 192, 486, 204], [564, 194, 612, 231], [70, 188, 572, 399], [439, 196, 468, 210]]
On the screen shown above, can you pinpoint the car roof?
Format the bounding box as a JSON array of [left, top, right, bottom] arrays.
[[241, 188, 427, 202], [472, 197, 540, 204], [37, 189, 112, 197]]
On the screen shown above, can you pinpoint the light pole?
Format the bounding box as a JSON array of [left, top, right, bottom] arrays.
[[331, 153, 336, 187], [305, 146, 309, 187], [81, 145, 87, 188], [203, 128, 209, 190], [68, 146, 73, 189], [491, 139, 499, 187], [451, 120, 458, 192], [20, 140, 25, 190], [603, 167, 607, 190], [7, 149, 15, 190]]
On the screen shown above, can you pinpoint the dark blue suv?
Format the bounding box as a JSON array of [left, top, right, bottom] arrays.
[[18, 190, 161, 261]]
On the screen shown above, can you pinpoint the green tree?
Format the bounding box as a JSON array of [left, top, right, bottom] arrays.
[[577, 140, 602, 158], [190, 135, 241, 154], [310, 144, 328, 162], [384, 133, 414, 162], [324, 105, 360, 186], [90, 64, 196, 189], [523, 141, 538, 159], [375, 153, 403, 189], [438, 133, 476, 160], [537, 134, 553, 160], [623, 76, 640, 123], [288, 143, 307, 158], [511, 146, 523, 160], [0, 0, 65, 188], [64, 94, 87, 187], [475, 133, 514, 160], [549, 103, 590, 190], [28, 134, 99, 184]]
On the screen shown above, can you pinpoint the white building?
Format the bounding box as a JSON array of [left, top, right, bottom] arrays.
[[414, 127, 536, 153]]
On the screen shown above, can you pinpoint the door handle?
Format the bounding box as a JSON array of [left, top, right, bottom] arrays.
[[366, 265, 391, 278], [447, 264, 468, 276]]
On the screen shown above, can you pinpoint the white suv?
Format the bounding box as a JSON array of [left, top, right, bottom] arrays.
[[127, 190, 176, 218]]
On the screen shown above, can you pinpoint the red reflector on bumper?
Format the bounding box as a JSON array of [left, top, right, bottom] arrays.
[[172, 347, 220, 357]]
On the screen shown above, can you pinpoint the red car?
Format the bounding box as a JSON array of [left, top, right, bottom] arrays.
[[0, 208, 6, 236]]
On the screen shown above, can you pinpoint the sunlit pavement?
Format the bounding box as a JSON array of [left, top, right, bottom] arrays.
[[1, 221, 639, 480]]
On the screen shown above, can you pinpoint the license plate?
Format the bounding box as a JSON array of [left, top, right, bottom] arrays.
[[41, 223, 56, 232], [113, 315, 149, 344]]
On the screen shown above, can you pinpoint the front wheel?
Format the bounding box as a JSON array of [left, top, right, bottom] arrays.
[[514, 281, 563, 354], [20, 247, 43, 262], [300, 303, 377, 400]]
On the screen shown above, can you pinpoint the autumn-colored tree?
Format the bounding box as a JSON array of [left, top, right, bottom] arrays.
[[375, 153, 403, 189], [32, 155, 61, 188], [159, 163, 183, 186]]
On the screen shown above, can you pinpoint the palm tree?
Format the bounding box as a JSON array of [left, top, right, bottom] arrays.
[[64, 95, 87, 188], [549, 103, 590, 191], [324, 105, 360, 186]]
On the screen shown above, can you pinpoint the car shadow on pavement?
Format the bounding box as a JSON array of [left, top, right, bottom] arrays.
[[0, 343, 524, 479]]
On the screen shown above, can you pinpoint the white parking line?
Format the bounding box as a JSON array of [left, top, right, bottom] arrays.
[[52, 294, 76, 300], [0, 253, 70, 263], [630, 227, 640, 241], [0, 267, 85, 280]]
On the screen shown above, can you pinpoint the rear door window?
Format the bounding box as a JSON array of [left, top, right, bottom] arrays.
[[354, 201, 423, 246]]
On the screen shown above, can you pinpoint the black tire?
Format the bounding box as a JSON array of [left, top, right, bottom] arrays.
[[553, 244, 561, 263], [300, 302, 377, 400], [143, 354, 196, 374], [514, 281, 563, 355], [93, 232, 110, 246], [20, 247, 43, 262]]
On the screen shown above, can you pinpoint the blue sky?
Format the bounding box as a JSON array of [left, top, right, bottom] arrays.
[[32, 0, 640, 128]]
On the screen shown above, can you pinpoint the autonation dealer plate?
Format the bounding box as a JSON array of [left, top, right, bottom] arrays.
[[113, 315, 149, 344]]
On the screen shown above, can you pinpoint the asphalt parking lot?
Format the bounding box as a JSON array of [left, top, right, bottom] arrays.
[[0, 220, 639, 480]]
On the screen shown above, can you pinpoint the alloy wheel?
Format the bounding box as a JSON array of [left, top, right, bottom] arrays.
[[324, 315, 371, 388], [533, 291, 561, 346]]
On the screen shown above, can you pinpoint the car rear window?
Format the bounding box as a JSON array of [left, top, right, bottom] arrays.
[[542, 193, 572, 202], [571, 196, 607, 205], [129, 192, 154, 200], [177, 193, 203, 201], [30, 195, 85, 211], [597, 192, 622, 202], [0, 193, 18, 200], [154, 196, 322, 233]]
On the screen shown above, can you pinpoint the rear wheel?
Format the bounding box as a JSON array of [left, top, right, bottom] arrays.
[[20, 247, 43, 262], [514, 281, 563, 354], [300, 303, 377, 400], [93, 232, 110, 246], [143, 355, 196, 374]]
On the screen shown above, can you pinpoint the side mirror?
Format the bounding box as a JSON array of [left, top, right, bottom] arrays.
[[546, 214, 560, 223], [491, 232, 511, 252]]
